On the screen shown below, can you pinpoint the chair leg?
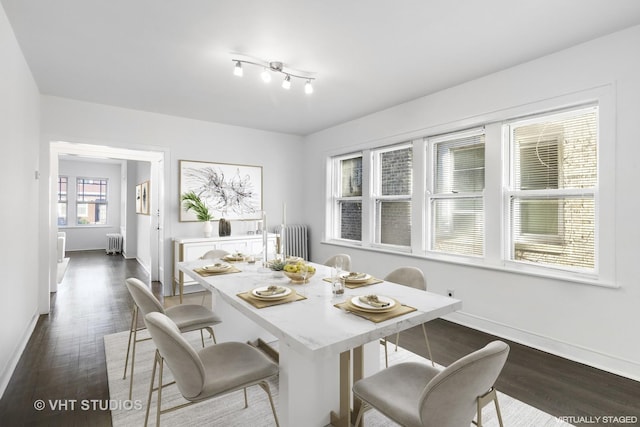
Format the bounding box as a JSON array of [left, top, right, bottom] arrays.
[[354, 401, 368, 427], [243, 387, 248, 408], [474, 387, 502, 427], [123, 305, 136, 379], [205, 326, 217, 344], [200, 329, 205, 347], [421, 323, 435, 367], [156, 354, 164, 427], [144, 350, 158, 427], [493, 390, 504, 427], [128, 306, 139, 400], [259, 381, 280, 427], [383, 338, 389, 368]]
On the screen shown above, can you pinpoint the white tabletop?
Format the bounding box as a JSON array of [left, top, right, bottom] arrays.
[[179, 260, 462, 360]]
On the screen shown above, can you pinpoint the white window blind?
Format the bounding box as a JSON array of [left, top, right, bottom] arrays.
[[507, 106, 597, 271], [429, 129, 485, 256]]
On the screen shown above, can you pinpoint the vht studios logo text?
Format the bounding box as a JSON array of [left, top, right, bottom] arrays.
[[34, 399, 142, 411]]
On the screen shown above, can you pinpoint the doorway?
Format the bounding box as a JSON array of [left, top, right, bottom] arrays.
[[49, 141, 167, 300]]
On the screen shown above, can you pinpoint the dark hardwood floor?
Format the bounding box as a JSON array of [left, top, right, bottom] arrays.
[[0, 250, 638, 426]]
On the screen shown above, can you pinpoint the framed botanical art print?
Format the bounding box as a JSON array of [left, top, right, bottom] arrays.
[[135, 184, 142, 214], [141, 180, 150, 215], [179, 160, 263, 222]]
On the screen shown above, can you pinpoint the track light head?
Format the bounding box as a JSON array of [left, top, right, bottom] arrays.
[[261, 68, 271, 83], [282, 75, 291, 90], [233, 61, 243, 77]]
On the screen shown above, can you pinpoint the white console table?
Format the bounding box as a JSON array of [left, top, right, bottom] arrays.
[[173, 234, 277, 302]]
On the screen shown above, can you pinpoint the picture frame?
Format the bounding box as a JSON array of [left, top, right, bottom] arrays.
[[179, 160, 263, 222], [135, 184, 142, 214], [141, 180, 150, 215]]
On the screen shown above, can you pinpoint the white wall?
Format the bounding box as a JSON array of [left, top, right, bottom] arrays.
[[304, 25, 640, 380], [40, 96, 304, 297], [0, 5, 41, 398], [58, 158, 122, 250]]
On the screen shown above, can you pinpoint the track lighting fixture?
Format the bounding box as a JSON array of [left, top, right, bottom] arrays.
[[232, 58, 316, 94]]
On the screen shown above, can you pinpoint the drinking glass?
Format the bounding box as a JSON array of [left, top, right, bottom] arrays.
[[299, 263, 309, 284]]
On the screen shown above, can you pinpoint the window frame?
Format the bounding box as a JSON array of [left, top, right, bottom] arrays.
[[75, 177, 109, 226], [324, 85, 615, 287], [503, 105, 598, 274], [57, 175, 68, 227], [371, 142, 413, 250], [427, 128, 486, 258], [331, 153, 364, 244]]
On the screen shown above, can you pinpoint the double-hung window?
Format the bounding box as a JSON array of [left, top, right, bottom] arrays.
[[505, 106, 598, 271], [57, 176, 68, 226], [76, 178, 108, 225], [372, 144, 412, 248], [333, 154, 363, 242], [428, 129, 485, 257]]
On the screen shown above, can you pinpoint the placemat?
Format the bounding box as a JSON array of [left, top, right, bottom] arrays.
[[334, 300, 416, 323], [237, 290, 307, 308], [322, 276, 384, 289], [194, 265, 242, 277]]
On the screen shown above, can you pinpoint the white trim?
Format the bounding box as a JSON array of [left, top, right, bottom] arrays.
[[445, 311, 640, 382], [320, 239, 618, 288], [0, 310, 39, 399]]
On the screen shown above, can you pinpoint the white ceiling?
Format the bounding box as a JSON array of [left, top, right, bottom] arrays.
[[3, 1, 640, 136]]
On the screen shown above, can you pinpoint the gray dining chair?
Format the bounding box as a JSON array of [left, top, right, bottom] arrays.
[[353, 340, 510, 427], [123, 277, 222, 400], [323, 253, 352, 271], [383, 266, 434, 368], [143, 311, 280, 427], [200, 249, 230, 260]]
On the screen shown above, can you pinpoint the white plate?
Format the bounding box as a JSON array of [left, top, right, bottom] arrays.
[[202, 263, 231, 273], [252, 286, 292, 299], [351, 295, 395, 311], [342, 272, 371, 283]]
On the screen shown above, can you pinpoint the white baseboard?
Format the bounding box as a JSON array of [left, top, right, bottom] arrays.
[[0, 310, 39, 399], [444, 311, 640, 382], [136, 257, 150, 274]]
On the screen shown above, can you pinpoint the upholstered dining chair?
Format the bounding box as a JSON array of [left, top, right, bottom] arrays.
[[383, 266, 434, 368], [323, 253, 352, 271], [353, 340, 510, 427], [123, 278, 222, 400], [143, 312, 280, 427], [200, 249, 230, 260]]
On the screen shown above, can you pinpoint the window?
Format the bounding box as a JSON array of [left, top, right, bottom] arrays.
[[505, 106, 597, 271], [373, 144, 412, 247], [429, 129, 485, 256], [57, 176, 68, 226], [76, 178, 108, 225], [326, 89, 610, 285], [334, 155, 362, 241]]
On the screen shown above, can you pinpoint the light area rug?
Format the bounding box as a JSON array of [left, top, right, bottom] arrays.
[[105, 329, 573, 427]]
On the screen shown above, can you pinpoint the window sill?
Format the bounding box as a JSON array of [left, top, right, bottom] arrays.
[[321, 239, 618, 289]]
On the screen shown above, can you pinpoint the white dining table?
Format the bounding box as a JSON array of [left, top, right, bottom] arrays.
[[179, 259, 462, 427]]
